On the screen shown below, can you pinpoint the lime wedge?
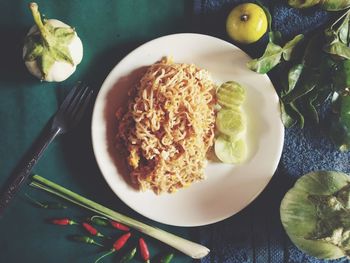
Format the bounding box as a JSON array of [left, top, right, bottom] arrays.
[[214, 136, 247, 164], [216, 109, 245, 140], [217, 81, 245, 108]]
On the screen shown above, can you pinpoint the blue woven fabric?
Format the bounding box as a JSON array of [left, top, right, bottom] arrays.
[[194, 1, 350, 262]]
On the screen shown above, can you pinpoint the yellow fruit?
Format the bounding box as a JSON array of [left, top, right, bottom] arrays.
[[226, 3, 268, 44]]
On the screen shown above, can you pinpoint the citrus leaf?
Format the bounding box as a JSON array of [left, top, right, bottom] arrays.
[[324, 41, 350, 59], [282, 72, 316, 104], [321, 0, 350, 11], [247, 32, 283, 74], [290, 102, 305, 128], [282, 34, 304, 61], [280, 101, 297, 128], [288, 64, 304, 92], [337, 13, 350, 44], [288, 0, 321, 8], [304, 92, 319, 123], [331, 94, 350, 151]]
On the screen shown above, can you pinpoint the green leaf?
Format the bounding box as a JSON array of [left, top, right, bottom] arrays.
[[270, 31, 283, 45], [282, 34, 304, 61], [304, 92, 320, 123], [333, 59, 350, 92], [324, 20, 350, 59], [280, 101, 297, 128], [324, 41, 350, 59], [288, 64, 304, 92], [337, 13, 350, 44], [321, 0, 350, 11], [331, 94, 350, 151], [247, 37, 283, 74], [290, 102, 305, 128], [288, 0, 350, 10], [282, 73, 316, 104], [247, 33, 304, 74], [280, 47, 333, 128], [339, 22, 350, 44], [288, 0, 321, 8]]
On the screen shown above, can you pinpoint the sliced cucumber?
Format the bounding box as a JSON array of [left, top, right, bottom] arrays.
[[214, 136, 247, 164], [216, 109, 245, 140], [217, 81, 245, 108]]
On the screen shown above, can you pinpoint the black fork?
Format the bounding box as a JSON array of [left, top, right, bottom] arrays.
[[0, 83, 94, 217]]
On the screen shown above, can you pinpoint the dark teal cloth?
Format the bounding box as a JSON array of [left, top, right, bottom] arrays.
[[0, 1, 193, 262]]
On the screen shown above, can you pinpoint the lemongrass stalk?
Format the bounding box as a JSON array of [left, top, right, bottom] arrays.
[[30, 175, 209, 259]]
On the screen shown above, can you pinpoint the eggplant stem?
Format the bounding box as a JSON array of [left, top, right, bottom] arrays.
[[29, 2, 50, 46]]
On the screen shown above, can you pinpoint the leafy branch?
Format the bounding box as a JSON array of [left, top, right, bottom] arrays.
[[247, 4, 350, 150]]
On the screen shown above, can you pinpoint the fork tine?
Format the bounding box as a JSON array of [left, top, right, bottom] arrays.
[[57, 83, 80, 113], [64, 84, 89, 115], [70, 86, 92, 120], [72, 89, 94, 122]]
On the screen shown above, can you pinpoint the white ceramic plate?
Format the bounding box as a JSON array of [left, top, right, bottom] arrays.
[[92, 33, 284, 227]]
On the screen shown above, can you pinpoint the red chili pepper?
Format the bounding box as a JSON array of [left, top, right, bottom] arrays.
[[82, 222, 104, 237], [113, 232, 131, 250], [94, 232, 132, 263], [110, 220, 130, 231], [139, 237, 150, 263], [51, 218, 77, 226]]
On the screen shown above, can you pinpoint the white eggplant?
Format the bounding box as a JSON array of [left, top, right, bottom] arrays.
[[23, 3, 83, 82], [280, 171, 350, 260]]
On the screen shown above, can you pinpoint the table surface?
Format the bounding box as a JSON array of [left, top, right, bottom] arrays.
[[0, 1, 195, 262]]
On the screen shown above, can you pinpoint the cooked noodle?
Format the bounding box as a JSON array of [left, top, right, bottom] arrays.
[[116, 57, 216, 194]]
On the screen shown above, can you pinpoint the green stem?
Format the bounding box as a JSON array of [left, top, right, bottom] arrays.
[[94, 249, 115, 263], [25, 193, 47, 208], [71, 235, 104, 247], [90, 215, 109, 225], [30, 175, 210, 259], [29, 2, 50, 46], [93, 241, 104, 247], [120, 247, 137, 263], [331, 8, 350, 31]]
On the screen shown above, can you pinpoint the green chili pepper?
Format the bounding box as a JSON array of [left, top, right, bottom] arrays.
[[25, 193, 67, 209], [160, 253, 174, 263], [119, 247, 137, 263], [42, 202, 67, 209], [70, 235, 104, 247], [90, 215, 109, 226]]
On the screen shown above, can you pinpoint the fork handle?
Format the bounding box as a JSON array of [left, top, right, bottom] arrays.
[[0, 127, 61, 217]]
